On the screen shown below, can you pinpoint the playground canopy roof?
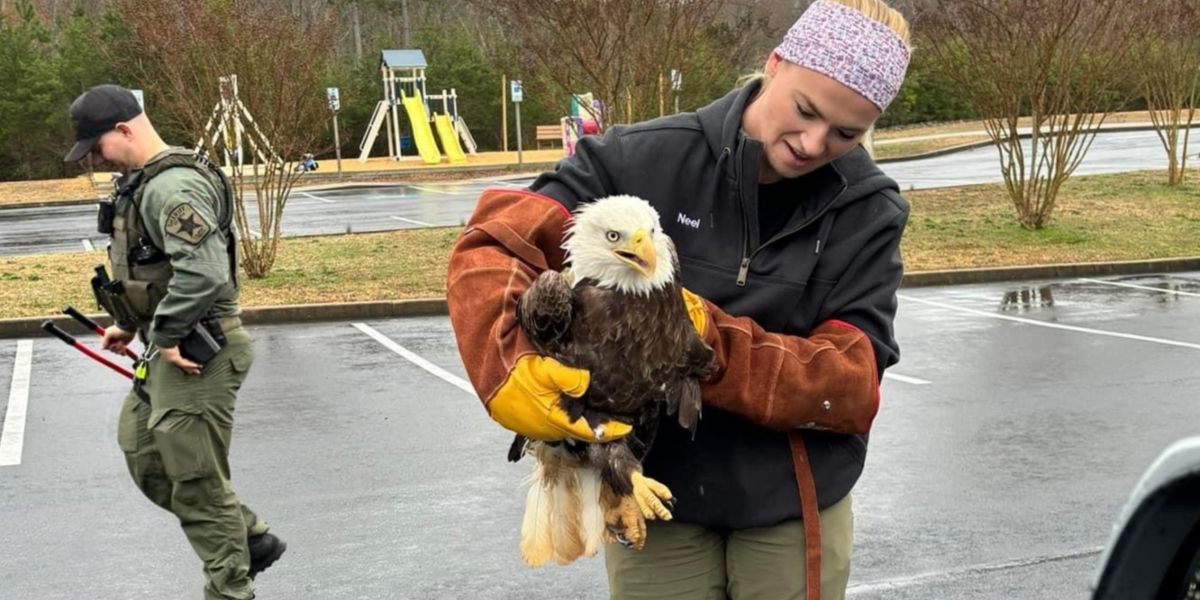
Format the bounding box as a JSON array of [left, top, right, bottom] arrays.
[[381, 50, 428, 70]]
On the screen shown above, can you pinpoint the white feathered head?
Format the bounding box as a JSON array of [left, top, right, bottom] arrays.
[[563, 195, 676, 296]]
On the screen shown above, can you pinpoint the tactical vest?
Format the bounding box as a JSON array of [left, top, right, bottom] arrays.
[[105, 149, 238, 327]]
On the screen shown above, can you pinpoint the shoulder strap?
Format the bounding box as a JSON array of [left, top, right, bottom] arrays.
[[135, 148, 240, 288]]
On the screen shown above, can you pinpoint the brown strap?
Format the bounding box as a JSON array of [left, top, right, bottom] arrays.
[[788, 431, 822, 600]]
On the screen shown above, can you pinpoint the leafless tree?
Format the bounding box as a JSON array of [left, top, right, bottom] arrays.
[[922, 0, 1149, 229], [483, 0, 762, 127], [103, 0, 338, 277], [1137, 0, 1200, 185]]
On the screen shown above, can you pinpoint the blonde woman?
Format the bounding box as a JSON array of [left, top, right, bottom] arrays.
[[447, 1, 912, 598]]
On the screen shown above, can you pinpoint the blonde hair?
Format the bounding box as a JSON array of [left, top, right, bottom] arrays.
[[737, 0, 911, 88], [832, 0, 911, 47]]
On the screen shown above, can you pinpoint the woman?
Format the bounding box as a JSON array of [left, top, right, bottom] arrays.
[[447, 1, 912, 598]]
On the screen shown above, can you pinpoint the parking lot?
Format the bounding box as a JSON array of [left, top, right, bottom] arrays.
[[3, 272, 1200, 599]]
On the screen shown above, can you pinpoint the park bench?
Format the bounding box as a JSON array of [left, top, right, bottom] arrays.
[[535, 125, 562, 149]]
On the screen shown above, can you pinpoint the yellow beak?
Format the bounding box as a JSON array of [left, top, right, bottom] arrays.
[[615, 228, 657, 277]]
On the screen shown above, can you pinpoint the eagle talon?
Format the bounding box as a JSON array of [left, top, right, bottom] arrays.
[[605, 495, 648, 550]]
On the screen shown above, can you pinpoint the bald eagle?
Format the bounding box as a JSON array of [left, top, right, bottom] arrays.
[[513, 194, 715, 566]]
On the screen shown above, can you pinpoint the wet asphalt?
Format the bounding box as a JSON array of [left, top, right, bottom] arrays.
[[2, 272, 1200, 598], [2, 127, 1197, 257]]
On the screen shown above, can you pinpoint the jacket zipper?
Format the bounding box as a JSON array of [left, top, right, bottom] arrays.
[[734, 142, 753, 287], [733, 151, 848, 286]]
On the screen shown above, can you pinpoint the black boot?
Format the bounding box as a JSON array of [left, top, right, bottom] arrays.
[[248, 532, 287, 580]]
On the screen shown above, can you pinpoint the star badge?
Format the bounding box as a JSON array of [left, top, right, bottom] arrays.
[[165, 204, 211, 244]]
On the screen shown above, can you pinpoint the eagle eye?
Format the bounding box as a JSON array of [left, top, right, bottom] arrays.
[[605, 230, 621, 243]]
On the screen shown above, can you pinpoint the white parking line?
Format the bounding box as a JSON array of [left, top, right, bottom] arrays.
[[847, 547, 1102, 595], [352, 323, 476, 396], [900, 294, 1200, 350], [1080, 277, 1200, 298], [81, 239, 95, 252], [298, 192, 335, 204], [884, 373, 931, 385], [389, 215, 434, 227], [410, 185, 457, 196], [0, 340, 34, 467]]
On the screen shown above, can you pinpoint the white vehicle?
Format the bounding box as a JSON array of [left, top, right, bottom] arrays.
[[1093, 437, 1200, 599]]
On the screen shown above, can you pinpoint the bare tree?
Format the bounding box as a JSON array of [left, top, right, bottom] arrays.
[[103, 0, 337, 277], [1138, 0, 1200, 185], [922, 0, 1148, 229], [483, 0, 762, 128]]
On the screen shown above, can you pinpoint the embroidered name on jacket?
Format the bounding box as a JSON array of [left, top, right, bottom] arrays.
[[677, 212, 700, 229]]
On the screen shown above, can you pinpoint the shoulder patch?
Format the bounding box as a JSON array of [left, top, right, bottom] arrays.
[[164, 203, 211, 244]]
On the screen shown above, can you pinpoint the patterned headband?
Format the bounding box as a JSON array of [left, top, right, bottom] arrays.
[[775, 0, 911, 111]]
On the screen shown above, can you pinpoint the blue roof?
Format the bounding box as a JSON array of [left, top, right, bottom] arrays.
[[381, 50, 428, 70]]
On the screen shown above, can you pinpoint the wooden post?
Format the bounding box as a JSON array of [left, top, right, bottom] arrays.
[[659, 72, 665, 117], [626, 88, 632, 124]]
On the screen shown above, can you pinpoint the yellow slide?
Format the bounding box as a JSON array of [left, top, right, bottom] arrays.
[[434, 114, 467, 164], [401, 92, 442, 164]]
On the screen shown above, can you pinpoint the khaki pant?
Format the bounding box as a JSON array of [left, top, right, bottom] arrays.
[[606, 495, 853, 600], [118, 327, 267, 600]]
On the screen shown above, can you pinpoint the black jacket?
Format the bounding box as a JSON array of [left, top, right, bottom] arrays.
[[531, 81, 908, 530]]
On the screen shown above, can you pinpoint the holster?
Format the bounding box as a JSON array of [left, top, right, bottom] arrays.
[[177, 313, 228, 366], [91, 276, 138, 327]]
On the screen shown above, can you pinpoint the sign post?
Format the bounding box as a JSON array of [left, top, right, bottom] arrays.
[[327, 87, 343, 178], [511, 80, 524, 167]]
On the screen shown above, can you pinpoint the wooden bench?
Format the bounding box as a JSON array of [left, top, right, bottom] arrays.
[[535, 125, 562, 149]]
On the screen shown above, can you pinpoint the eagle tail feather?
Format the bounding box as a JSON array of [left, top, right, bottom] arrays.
[[519, 444, 606, 567], [519, 445, 557, 567]]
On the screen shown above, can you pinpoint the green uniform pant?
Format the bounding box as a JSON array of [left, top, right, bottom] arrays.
[[605, 495, 853, 600], [117, 327, 267, 600]]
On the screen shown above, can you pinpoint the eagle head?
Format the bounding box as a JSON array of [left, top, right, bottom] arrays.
[[563, 195, 676, 296]]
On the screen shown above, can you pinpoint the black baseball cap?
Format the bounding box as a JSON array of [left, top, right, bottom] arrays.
[[64, 84, 143, 163]]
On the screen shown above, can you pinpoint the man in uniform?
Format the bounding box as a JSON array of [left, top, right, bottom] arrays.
[[65, 84, 285, 599]]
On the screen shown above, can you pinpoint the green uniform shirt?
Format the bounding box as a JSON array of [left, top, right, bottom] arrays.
[[137, 152, 240, 348]]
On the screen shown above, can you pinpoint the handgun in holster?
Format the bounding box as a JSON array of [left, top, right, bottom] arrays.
[[177, 313, 227, 366], [90, 265, 138, 326]]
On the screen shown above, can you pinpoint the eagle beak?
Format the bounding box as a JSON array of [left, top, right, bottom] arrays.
[[615, 228, 657, 277]]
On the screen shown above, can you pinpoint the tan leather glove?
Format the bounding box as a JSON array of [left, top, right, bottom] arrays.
[[489, 355, 632, 442]]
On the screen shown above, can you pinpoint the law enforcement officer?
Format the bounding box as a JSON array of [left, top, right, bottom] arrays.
[[65, 84, 285, 599]]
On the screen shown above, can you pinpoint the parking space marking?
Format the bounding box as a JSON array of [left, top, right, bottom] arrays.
[[884, 373, 931, 385], [389, 215, 434, 227], [352, 323, 476, 396], [1079, 277, 1200, 298], [899, 294, 1200, 350], [298, 192, 335, 204], [847, 547, 1102, 595], [410, 185, 457, 196], [81, 239, 95, 252], [0, 340, 34, 467]]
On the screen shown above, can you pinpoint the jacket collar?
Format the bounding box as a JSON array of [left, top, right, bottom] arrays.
[[695, 80, 899, 210]]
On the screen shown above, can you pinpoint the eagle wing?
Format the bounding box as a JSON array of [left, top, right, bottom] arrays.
[[517, 269, 575, 357]]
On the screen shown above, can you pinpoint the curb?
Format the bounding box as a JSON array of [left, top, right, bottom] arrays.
[[901, 257, 1200, 287], [3, 258, 1199, 339], [0, 299, 448, 340], [874, 123, 1195, 164]]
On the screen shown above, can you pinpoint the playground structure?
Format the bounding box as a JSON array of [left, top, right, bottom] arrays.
[[560, 93, 604, 157], [196, 74, 283, 170], [358, 49, 476, 165]]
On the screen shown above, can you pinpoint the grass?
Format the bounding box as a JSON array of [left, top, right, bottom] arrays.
[[873, 135, 990, 160], [2, 169, 1199, 319], [900, 169, 1200, 270], [0, 228, 459, 319], [874, 110, 1155, 141]]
